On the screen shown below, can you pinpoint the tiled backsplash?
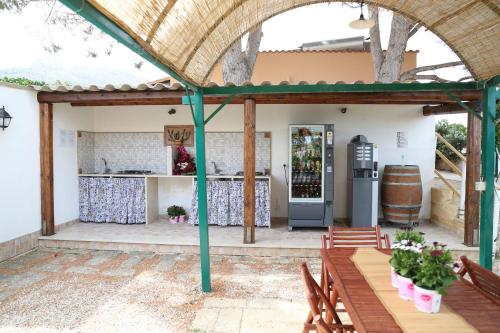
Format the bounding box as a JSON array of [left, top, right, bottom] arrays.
[[205, 132, 271, 175], [77, 131, 271, 175]]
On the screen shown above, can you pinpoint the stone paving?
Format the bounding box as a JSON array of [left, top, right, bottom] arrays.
[[0, 248, 321, 333], [1, 248, 498, 333]]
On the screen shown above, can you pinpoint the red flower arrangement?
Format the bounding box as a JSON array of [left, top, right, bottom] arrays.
[[173, 146, 196, 175]]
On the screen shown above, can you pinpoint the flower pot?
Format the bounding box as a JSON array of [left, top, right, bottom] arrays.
[[390, 267, 399, 288], [169, 216, 179, 224], [414, 285, 442, 313], [178, 215, 186, 223], [397, 275, 415, 301]]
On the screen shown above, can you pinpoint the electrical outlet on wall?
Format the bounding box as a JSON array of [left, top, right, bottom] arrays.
[[274, 198, 280, 210]]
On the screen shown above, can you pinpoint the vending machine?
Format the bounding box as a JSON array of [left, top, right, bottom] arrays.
[[288, 125, 334, 230], [346, 135, 379, 227]]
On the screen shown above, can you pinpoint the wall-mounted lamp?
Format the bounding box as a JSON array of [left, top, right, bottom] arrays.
[[340, 107, 348, 114], [0, 106, 12, 130]]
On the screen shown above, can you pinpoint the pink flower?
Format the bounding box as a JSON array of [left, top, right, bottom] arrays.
[[431, 250, 444, 257]]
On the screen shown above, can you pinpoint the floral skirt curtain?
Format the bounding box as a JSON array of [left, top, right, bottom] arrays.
[[189, 180, 270, 227], [79, 177, 146, 224]]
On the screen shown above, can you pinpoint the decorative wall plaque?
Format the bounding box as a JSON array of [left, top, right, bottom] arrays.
[[164, 125, 194, 147]]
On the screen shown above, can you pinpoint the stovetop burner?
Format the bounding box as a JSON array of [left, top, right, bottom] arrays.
[[116, 170, 153, 175]]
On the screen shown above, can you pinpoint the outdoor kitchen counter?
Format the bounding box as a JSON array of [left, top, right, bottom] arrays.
[[189, 178, 271, 227], [79, 174, 271, 179], [78, 174, 271, 227]]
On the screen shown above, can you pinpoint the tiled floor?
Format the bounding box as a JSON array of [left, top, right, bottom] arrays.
[[0, 248, 321, 333]]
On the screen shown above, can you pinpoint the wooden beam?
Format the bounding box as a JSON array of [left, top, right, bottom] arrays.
[[41, 90, 482, 107], [436, 150, 463, 176], [423, 101, 480, 116], [434, 170, 460, 196], [436, 132, 467, 162], [37, 90, 185, 104], [243, 97, 256, 244], [39, 103, 55, 236], [464, 111, 481, 246]]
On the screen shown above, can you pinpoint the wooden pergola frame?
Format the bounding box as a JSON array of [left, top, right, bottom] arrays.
[[37, 80, 496, 294], [46, 0, 499, 293]]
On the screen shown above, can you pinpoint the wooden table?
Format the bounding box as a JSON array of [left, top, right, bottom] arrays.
[[320, 248, 500, 333]]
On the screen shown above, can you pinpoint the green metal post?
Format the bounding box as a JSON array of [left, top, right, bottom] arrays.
[[479, 84, 496, 269], [193, 89, 211, 292]]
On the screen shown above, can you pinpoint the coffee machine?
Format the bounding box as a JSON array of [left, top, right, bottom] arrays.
[[346, 135, 379, 227]]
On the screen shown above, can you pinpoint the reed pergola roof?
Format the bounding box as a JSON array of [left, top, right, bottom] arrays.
[[69, 0, 500, 86]]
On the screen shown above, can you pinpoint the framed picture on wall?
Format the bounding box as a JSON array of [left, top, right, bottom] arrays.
[[164, 125, 194, 147]]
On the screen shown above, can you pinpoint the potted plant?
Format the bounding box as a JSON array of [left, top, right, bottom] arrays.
[[413, 242, 458, 313], [167, 205, 186, 223], [390, 229, 425, 300]]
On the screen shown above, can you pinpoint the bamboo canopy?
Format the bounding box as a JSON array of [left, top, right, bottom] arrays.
[[77, 0, 500, 86]]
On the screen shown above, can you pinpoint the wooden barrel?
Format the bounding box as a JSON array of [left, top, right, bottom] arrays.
[[381, 165, 422, 224]]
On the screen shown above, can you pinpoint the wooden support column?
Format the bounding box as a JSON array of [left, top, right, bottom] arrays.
[[39, 103, 55, 236], [464, 111, 481, 246], [243, 97, 256, 244]]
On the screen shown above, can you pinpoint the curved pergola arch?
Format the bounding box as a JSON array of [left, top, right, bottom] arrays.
[[79, 0, 499, 86]]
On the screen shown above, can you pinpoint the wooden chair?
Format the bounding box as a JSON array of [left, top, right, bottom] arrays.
[[459, 256, 500, 304], [318, 225, 390, 327], [325, 225, 391, 249], [301, 262, 355, 333]]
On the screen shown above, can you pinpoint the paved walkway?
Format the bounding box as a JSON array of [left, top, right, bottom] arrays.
[[1, 248, 498, 333], [0, 248, 321, 333]]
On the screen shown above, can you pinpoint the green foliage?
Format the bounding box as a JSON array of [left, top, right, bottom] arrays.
[[415, 244, 457, 295], [390, 229, 425, 280], [0, 0, 30, 12], [0, 76, 46, 87], [435, 119, 467, 163], [167, 205, 186, 217], [394, 229, 425, 244]]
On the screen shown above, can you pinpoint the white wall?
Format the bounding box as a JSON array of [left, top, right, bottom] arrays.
[[90, 103, 436, 219], [53, 104, 94, 225], [0, 84, 41, 242], [0, 91, 436, 243]]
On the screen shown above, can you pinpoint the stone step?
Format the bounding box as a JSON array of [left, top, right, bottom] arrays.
[[38, 238, 320, 258]]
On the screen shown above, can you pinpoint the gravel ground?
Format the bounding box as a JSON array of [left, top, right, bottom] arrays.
[[0, 248, 321, 333]]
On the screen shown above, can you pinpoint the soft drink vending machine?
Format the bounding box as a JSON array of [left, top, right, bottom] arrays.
[[288, 125, 334, 230]]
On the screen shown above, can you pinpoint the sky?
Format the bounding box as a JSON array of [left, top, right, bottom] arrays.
[[0, 2, 469, 123]]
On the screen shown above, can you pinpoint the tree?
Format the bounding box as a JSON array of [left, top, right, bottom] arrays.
[[0, 1, 126, 64], [222, 25, 263, 85], [368, 6, 466, 83]]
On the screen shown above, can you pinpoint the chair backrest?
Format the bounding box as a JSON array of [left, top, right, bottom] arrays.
[[324, 225, 390, 248], [459, 256, 500, 304], [300, 262, 336, 333]]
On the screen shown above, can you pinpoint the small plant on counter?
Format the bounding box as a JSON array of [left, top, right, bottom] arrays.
[[167, 205, 187, 224], [413, 242, 458, 313], [390, 229, 425, 301]]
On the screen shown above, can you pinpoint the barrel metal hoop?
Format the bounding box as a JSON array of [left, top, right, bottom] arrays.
[[383, 212, 420, 217], [381, 204, 422, 209]]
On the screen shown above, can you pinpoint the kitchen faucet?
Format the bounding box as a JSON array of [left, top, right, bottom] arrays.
[[102, 158, 111, 174], [212, 161, 222, 175]]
